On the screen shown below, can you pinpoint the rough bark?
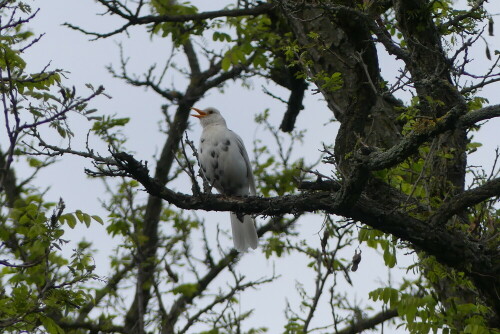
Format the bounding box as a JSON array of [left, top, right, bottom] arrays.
[[283, 3, 380, 173]]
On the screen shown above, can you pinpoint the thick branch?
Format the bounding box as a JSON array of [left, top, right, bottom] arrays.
[[108, 152, 497, 277], [114, 3, 275, 24], [65, 3, 275, 39], [302, 3, 410, 62], [366, 103, 466, 171], [440, 0, 488, 31], [111, 149, 499, 317], [460, 104, 500, 126], [58, 321, 126, 334], [429, 177, 500, 226], [364, 103, 500, 172], [183, 40, 200, 77], [337, 308, 398, 334]]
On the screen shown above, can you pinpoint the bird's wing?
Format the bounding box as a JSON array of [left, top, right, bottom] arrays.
[[231, 130, 256, 196]]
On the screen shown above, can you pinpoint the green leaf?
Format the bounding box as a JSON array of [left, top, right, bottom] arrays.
[[221, 54, 231, 71], [171, 283, 198, 297], [56, 125, 66, 138], [40, 315, 65, 334], [82, 213, 92, 227], [320, 72, 343, 92], [60, 214, 77, 229], [307, 31, 320, 39], [212, 31, 223, 41], [199, 329, 219, 334], [383, 247, 397, 268], [28, 158, 43, 168], [382, 287, 392, 303], [75, 210, 84, 223], [91, 215, 104, 225]]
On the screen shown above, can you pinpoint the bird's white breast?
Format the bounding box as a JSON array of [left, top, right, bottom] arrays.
[[199, 125, 250, 196]]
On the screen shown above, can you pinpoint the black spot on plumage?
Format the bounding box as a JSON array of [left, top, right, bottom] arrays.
[[200, 147, 203, 154], [211, 150, 215, 158], [213, 141, 218, 147], [201, 138, 205, 143], [214, 174, 220, 181], [225, 139, 230, 146], [222, 145, 229, 152], [212, 161, 218, 170]]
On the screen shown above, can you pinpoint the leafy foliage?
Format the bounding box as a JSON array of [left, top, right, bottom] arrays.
[[0, 2, 104, 332]]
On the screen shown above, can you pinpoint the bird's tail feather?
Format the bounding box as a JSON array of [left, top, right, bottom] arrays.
[[230, 213, 258, 252]]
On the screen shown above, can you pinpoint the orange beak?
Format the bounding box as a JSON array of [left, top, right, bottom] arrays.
[[191, 107, 207, 118]]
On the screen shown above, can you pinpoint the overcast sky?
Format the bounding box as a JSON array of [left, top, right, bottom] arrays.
[[7, 0, 500, 332]]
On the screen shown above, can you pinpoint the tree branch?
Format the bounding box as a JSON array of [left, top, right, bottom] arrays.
[[364, 103, 500, 172], [429, 177, 500, 226], [460, 104, 500, 126], [365, 103, 467, 171], [64, 2, 275, 39], [58, 321, 126, 334], [440, 0, 488, 31], [105, 152, 497, 277], [115, 3, 275, 24], [337, 308, 398, 334], [301, 2, 410, 62]]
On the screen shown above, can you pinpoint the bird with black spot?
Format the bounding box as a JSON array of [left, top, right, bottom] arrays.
[[191, 107, 259, 252]]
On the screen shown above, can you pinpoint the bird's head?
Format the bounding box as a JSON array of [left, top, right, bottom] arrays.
[[191, 107, 226, 127]]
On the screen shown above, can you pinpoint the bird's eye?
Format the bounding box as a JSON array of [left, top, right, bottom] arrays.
[[208, 110, 214, 114]]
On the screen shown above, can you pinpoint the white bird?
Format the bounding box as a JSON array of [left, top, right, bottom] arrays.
[[191, 107, 258, 251]]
